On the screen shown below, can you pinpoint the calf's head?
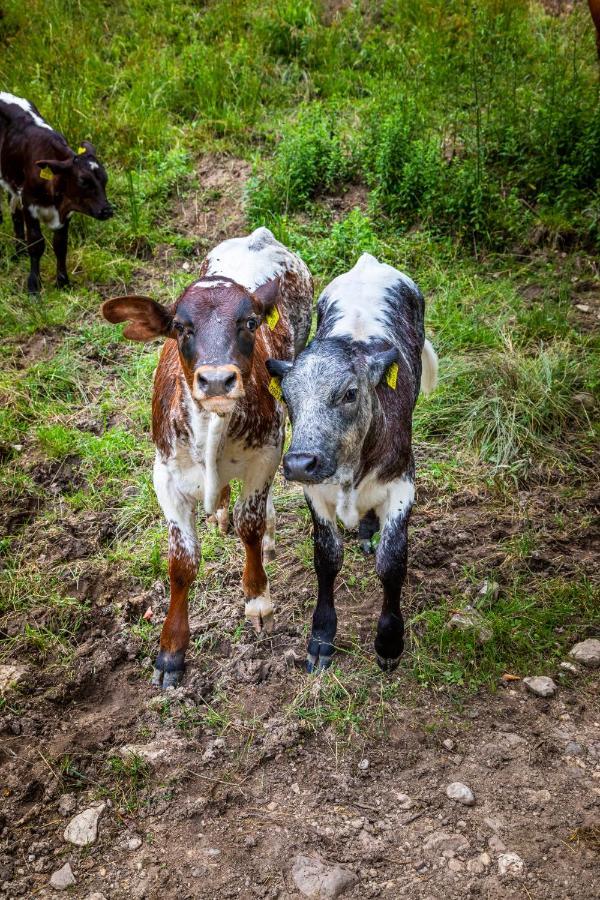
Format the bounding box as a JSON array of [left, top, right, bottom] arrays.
[[102, 275, 280, 415], [267, 339, 398, 483], [36, 142, 113, 220]]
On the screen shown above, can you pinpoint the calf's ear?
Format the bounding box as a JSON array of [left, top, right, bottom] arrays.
[[266, 358, 293, 379], [253, 276, 280, 313], [78, 140, 97, 157], [102, 295, 174, 342], [366, 347, 399, 386], [35, 158, 74, 175]]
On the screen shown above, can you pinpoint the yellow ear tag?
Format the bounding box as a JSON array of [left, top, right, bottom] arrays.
[[39, 166, 54, 180], [265, 306, 280, 331], [386, 362, 399, 390], [268, 377, 284, 402], [77, 146, 86, 155]]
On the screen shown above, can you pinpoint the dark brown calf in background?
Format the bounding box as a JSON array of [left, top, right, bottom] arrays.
[[0, 92, 112, 293], [102, 228, 313, 688]]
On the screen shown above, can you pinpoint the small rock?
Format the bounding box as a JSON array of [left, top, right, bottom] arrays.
[[489, 835, 506, 853], [423, 831, 470, 854], [448, 606, 492, 643], [523, 676, 557, 698], [569, 639, 600, 669], [58, 794, 76, 817], [358, 758, 369, 771], [564, 741, 582, 756], [446, 782, 475, 806], [292, 855, 357, 898], [396, 793, 415, 809], [49, 862, 76, 890], [559, 661, 578, 674], [85, 894, 107, 900], [442, 739, 455, 751], [498, 852, 524, 877], [64, 803, 105, 847], [0, 664, 27, 694], [448, 858, 464, 873], [478, 580, 500, 601], [127, 835, 143, 851]]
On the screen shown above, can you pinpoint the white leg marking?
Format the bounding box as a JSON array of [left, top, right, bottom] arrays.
[[203, 413, 229, 514], [153, 455, 199, 560], [245, 586, 274, 634], [262, 488, 276, 562]]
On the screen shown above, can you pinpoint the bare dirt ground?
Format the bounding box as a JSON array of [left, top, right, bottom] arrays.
[[1, 161, 599, 900]]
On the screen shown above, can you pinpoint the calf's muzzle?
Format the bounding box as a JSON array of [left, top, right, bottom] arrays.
[[283, 450, 334, 483], [193, 364, 244, 413]]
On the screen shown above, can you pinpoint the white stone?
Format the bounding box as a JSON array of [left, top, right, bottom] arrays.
[[498, 852, 524, 876], [85, 894, 107, 900], [447, 606, 492, 643], [523, 676, 557, 698], [358, 758, 369, 770], [0, 664, 27, 693], [292, 855, 357, 898], [569, 639, 600, 668], [64, 803, 105, 846], [396, 792, 415, 809], [50, 862, 76, 890], [560, 661, 579, 674], [127, 835, 143, 851], [442, 738, 455, 751], [446, 782, 475, 806]]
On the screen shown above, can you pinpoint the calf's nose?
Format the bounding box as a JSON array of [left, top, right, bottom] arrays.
[[283, 451, 322, 483], [98, 205, 114, 220], [195, 367, 240, 398]]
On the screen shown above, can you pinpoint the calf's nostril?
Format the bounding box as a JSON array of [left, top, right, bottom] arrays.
[[197, 375, 208, 390], [224, 374, 237, 393], [304, 455, 317, 473]]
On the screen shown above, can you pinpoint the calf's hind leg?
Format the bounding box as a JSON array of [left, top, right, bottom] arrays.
[[305, 497, 343, 673], [374, 480, 414, 672], [152, 461, 200, 688]]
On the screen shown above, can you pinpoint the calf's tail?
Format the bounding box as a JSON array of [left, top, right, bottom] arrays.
[[420, 339, 438, 395]]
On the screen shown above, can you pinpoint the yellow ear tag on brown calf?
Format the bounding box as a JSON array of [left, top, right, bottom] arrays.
[[265, 306, 280, 331], [39, 167, 54, 180], [386, 362, 399, 390], [268, 377, 284, 402], [77, 146, 86, 155]]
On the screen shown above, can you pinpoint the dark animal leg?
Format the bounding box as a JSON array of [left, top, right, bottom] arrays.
[[306, 498, 343, 673], [52, 221, 70, 288], [152, 511, 199, 689], [234, 488, 272, 633], [11, 204, 26, 260], [374, 505, 412, 672], [358, 508, 380, 555], [23, 208, 45, 294]]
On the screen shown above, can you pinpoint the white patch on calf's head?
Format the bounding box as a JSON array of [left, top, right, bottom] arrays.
[[205, 228, 289, 291]]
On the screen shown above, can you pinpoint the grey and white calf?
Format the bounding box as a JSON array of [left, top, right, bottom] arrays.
[[267, 253, 437, 672]]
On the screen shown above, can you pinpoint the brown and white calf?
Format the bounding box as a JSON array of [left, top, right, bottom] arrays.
[[102, 227, 313, 687], [0, 92, 113, 293]]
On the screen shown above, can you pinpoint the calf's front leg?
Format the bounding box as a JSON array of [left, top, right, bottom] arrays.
[[306, 497, 343, 673], [374, 479, 414, 671], [235, 486, 272, 633], [152, 462, 200, 688], [23, 208, 45, 294], [52, 221, 70, 288]]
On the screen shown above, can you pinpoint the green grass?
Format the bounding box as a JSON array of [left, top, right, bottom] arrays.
[[0, 0, 598, 704]]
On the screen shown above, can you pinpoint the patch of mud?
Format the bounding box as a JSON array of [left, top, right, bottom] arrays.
[[176, 155, 252, 249]]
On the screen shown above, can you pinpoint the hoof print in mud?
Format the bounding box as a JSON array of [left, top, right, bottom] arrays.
[[306, 635, 335, 673], [151, 650, 186, 689]]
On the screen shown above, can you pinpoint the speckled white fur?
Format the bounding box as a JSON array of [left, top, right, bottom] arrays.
[[28, 204, 62, 231]]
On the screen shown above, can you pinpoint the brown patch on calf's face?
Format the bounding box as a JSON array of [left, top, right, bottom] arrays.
[[172, 276, 278, 411]]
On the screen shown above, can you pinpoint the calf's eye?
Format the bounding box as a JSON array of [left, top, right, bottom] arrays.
[[246, 318, 258, 332], [341, 387, 358, 404]]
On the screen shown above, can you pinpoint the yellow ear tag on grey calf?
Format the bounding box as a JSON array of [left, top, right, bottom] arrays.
[[40, 167, 54, 180], [268, 377, 283, 401], [265, 306, 280, 331], [386, 362, 399, 389], [77, 146, 86, 155]]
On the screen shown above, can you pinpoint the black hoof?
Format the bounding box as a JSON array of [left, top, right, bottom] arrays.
[[376, 653, 402, 673], [151, 649, 185, 689], [56, 277, 70, 289], [306, 634, 335, 673]]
